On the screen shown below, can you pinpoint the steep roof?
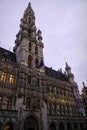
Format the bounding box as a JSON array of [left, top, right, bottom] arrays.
[[0, 47, 17, 64], [45, 66, 68, 82]]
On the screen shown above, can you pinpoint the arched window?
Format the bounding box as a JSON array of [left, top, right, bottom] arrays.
[[35, 46, 38, 55], [9, 74, 15, 84], [35, 58, 39, 68], [0, 72, 7, 82], [28, 55, 32, 68]]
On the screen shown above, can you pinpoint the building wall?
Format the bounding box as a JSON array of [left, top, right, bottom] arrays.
[[0, 2, 87, 130]]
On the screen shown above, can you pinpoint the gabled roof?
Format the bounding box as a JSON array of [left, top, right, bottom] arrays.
[[45, 66, 68, 82], [0, 47, 17, 64]]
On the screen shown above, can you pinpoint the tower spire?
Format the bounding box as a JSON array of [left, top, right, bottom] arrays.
[[65, 62, 75, 84]]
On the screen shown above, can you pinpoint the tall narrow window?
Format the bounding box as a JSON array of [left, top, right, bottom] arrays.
[[35, 46, 38, 55], [0, 96, 3, 109], [28, 75, 31, 84], [35, 58, 39, 68], [0, 72, 7, 82], [9, 74, 15, 84], [28, 29, 31, 38], [28, 55, 32, 68], [29, 42, 32, 52], [36, 78, 39, 86], [6, 97, 12, 109], [48, 103, 52, 114], [29, 18, 31, 23], [26, 97, 31, 109], [13, 96, 16, 107]]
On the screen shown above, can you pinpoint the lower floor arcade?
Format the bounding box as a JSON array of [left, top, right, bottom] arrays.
[[0, 115, 87, 130]]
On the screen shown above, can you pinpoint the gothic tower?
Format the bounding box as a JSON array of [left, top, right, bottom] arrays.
[[65, 62, 75, 84], [13, 2, 44, 70], [13, 3, 45, 130]]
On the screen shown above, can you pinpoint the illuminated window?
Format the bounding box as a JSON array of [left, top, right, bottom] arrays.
[[0, 96, 3, 109], [6, 97, 12, 109], [9, 74, 15, 84], [0, 72, 7, 82]]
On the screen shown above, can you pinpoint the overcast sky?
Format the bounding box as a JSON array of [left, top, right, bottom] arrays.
[[0, 0, 87, 93]]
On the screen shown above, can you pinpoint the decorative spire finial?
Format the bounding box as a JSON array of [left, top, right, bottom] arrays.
[[65, 62, 71, 71], [28, 2, 31, 7], [82, 82, 86, 88]]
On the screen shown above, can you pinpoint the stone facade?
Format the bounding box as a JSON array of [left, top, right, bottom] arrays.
[[0, 2, 87, 130]]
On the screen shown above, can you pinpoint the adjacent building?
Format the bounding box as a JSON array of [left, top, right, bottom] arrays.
[[0, 2, 87, 130], [81, 82, 87, 117]]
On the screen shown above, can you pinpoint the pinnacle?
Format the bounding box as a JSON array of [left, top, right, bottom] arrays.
[[28, 2, 31, 7], [65, 62, 71, 71], [26, 2, 34, 15]]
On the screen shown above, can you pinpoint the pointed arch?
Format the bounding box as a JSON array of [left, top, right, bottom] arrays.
[[24, 115, 39, 130], [3, 121, 14, 130], [48, 122, 56, 130], [59, 123, 65, 130], [67, 123, 72, 130], [74, 123, 79, 130]]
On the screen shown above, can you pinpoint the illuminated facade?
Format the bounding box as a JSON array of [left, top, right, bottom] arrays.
[[0, 2, 87, 130]]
